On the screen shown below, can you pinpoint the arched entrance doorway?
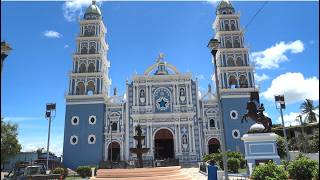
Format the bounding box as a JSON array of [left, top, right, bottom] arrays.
[[108, 142, 120, 162], [154, 129, 174, 160], [208, 138, 220, 154]]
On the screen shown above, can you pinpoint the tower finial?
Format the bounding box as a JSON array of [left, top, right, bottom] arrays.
[[113, 87, 117, 96], [156, 53, 165, 63], [92, 0, 96, 5]]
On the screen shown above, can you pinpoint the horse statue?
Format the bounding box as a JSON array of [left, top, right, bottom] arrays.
[[241, 101, 272, 133]]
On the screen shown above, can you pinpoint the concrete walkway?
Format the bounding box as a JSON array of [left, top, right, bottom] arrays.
[[180, 167, 207, 180]]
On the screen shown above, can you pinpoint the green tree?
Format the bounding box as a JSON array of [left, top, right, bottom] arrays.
[[276, 136, 286, 159], [251, 161, 288, 180], [300, 99, 319, 123], [1, 118, 22, 170]]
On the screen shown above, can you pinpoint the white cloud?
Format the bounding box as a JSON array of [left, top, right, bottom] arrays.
[[62, 0, 101, 22], [277, 112, 301, 127], [254, 73, 269, 82], [198, 90, 202, 98], [206, 0, 219, 6], [43, 30, 62, 38], [277, 110, 319, 127], [64, 44, 69, 48], [251, 40, 304, 69], [261, 72, 319, 104], [195, 74, 205, 80]]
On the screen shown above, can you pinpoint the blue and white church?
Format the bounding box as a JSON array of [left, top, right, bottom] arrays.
[[63, 0, 256, 169]]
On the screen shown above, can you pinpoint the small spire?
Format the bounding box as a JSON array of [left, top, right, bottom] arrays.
[[92, 0, 96, 5], [156, 53, 165, 63], [208, 84, 212, 93], [113, 87, 117, 96]]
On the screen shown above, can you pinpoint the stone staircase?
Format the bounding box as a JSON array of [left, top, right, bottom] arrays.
[[90, 166, 192, 180]]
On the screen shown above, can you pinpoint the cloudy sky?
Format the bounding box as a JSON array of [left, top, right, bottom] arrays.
[[1, 0, 319, 156]]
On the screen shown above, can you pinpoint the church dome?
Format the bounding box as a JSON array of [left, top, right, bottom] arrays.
[[84, 1, 102, 20], [216, 0, 235, 15]]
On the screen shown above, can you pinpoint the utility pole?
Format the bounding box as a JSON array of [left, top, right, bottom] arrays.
[[208, 38, 229, 180], [45, 103, 56, 171], [275, 95, 290, 161]]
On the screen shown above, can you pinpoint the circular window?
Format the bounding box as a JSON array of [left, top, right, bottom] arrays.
[[232, 129, 240, 139], [70, 135, 78, 145], [88, 115, 96, 125], [88, 134, 96, 144], [71, 116, 79, 125], [230, 110, 238, 119]]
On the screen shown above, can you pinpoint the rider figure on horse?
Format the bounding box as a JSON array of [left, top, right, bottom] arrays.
[[257, 103, 265, 119]]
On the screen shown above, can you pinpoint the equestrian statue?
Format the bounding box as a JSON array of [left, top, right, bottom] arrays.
[[242, 101, 272, 133]]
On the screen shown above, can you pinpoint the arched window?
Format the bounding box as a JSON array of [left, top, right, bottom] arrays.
[[140, 89, 145, 98], [89, 42, 96, 54], [228, 75, 237, 88], [231, 20, 236, 30], [224, 20, 230, 31], [111, 122, 118, 132], [210, 119, 215, 128], [182, 134, 188, 144], [87, 81, 95, 95], [76, 82, 85, 95], [236, 57, 243, 66], [227, 57, 235, 66], [239, 75, 248, 88], [233, 37, 240, 48], [88, 63, 95, 72], [81, 43, 88, 54], [226, 39, 232, 48], [79, 63, 86, 73]]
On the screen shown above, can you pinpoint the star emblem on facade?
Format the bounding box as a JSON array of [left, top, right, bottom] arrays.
[[158, 99, 167, 108]]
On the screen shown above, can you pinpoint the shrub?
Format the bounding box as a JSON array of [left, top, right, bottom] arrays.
[[281, 159, 290, 170], [251, 161, 288, 180], [276, 136, 287, 159], [52, 167, 68, 179], [227, 157, 240, 173], [226, 152, 246, 168], [288, 156, 318, 180], [76, 166, 92, 178], [203, 152, 246, 170]]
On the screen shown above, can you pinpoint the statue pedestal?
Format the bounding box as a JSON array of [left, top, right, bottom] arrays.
[[241, 133, 280, 175]]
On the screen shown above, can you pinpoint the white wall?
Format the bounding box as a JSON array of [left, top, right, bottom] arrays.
[[289, 151, 319, 162]]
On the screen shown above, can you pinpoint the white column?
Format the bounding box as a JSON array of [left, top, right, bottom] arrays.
[[189, 83, 193, 105], [149, 85, 152, 106], [133, 85, 136, 106], [146, 124, 149, 154], [186, 86, 189, 105], [175, 124, 178, 154], [146, 85, 149, 105], [188, 123, 192, 153], [178, 122, 181, 153], [136, 86, 139, 106], [150, 125, 154, 156], [173, 85, 176, 105], [176, 84, 179, 105], [191, 123, 196, 153]]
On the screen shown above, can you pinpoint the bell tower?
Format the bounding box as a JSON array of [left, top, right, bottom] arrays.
[[63, 0, 111, 169], [212, 0, 256, 153]]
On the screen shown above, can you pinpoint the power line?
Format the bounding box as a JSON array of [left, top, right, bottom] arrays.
[[244, 1, 269, 31]]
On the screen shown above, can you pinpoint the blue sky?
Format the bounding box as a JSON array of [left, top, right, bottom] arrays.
[[1, 1, 319, 156]]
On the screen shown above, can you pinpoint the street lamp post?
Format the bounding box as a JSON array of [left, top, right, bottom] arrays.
[[208, 38, 229, 180], [45, 103, 56, 171], [274, 95, 290, 161]]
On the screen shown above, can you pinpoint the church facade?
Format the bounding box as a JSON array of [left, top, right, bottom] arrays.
[[63, 0, 256, 169]]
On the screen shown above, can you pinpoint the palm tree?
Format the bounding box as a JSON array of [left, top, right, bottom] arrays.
[[300, 99, 319, 123]]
